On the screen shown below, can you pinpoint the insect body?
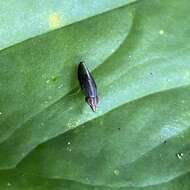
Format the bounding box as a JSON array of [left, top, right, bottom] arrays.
[[78, 62, 99, 112]]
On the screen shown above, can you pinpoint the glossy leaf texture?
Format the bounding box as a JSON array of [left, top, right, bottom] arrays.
[[0, 0, 190, 189], [0, 0, 136, 50]]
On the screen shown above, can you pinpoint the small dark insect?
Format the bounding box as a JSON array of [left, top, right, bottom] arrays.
[[78, 61, 99, 112]]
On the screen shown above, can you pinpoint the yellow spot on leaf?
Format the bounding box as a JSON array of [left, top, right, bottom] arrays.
[[49, 13, 61, 29]]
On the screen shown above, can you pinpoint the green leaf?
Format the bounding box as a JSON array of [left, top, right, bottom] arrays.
[[0, 0, 190, 189], [17, 86, 190, 188], [0, 3, 134, 169], [0, 0, 136, 50], [0, 169, 190, 190]]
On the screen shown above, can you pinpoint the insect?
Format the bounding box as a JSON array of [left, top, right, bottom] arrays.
[[78, 61, 99, 112]]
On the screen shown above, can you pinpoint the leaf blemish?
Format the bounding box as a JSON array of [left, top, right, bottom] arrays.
[[159, 30, 164, 35], [46, 76, 58, 84], [51, 76, 58, 82], [40, 122, 45, 127], [67, 119, 80, 129], [49, 13, 61, 29], [113, 169, 120, 176], [58, 84, 64, 89], [46, 79, 50, 84], [66, 147, 72, 152]]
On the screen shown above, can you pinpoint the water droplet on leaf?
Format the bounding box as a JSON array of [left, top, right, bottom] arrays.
[[159, 30, 164, 35], [113, 169, 120, 176], [46, 76, 58, 84], [46, 79, 50, 84], [58, 84, 64, 89], [176, 152, 183, 159], [66, 147, 72, 152]]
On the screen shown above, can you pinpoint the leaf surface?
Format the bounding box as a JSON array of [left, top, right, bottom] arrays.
[[0, 0, 190, 189]]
